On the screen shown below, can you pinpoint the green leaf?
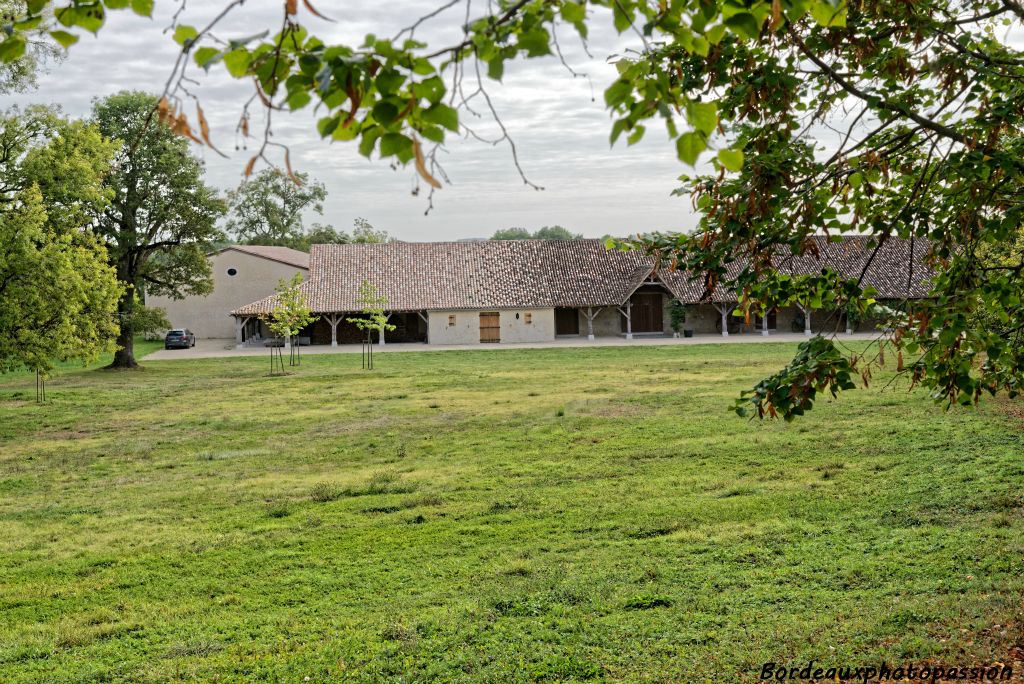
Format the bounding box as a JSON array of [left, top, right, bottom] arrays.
[[317, 115, 340, 138], [287, 90, 312, 111], [487, 58, 504, 81], [810, 1, 847, 27], [419, 125, 445, 143], [627, 125, 646, 146], [0, 36, 27, 62], [223, 49, 251, 78], [130, 0, 153, 17], [415, 76, 445, 105], [358, 126, 383, 157], [193, 46, 220, 69], [173, 25, 198, 46], [372, 101, 399, 126], [518, 28, 551, 57], [604, 80, 633, 108], [612, 3, 632, 32], [561, 2, 586, 23], [705, 24, 727, 45], [848, 171, 863, 188], [687, 101, 718, 136], [676, 132, 705, 166], [421, 103, 458, 132], [376, 70, 405, 96], [379, 133, 413, 159], [49, 30, 80, 49], [717, 148, 744, 172], [724, 12, 762, 40]]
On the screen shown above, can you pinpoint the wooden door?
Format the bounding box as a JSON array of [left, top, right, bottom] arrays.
[[555, 308, 579, 335], [622, 293, 663, 332], [479, 312, 500, 343]]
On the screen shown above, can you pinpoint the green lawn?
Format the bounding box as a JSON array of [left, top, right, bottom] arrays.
[[0, 343, 1021, 682]]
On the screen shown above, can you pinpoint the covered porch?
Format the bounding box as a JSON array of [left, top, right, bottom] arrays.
[[232, 311, 429, 347]]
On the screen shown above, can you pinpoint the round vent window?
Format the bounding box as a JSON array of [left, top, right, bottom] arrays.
[[227, 268, 238, 276]]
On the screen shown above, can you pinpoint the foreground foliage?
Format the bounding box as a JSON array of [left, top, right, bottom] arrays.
[[0, 343, 1021, 682]]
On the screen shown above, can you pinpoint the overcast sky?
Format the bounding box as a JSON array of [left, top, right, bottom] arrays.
[[8, 1, 698, 241]]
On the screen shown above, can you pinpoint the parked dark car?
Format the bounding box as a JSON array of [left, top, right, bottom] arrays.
[[164, 329, 196, 349]]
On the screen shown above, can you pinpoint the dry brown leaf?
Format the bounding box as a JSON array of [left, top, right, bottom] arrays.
[[240, 113, 250, 138], [195, 102, 228, 157], [286, 0, 298, 16], [174, 113, 203, 144], [254, 81, 273, 108], [244, 154, 258, 178], [284, 148, 303, 186], [770, 0, 782, 31], [156, 96, 171, 124], [413, 138, 442, 189], [196, 102, 211, 142], [302, 0, 335, 21]]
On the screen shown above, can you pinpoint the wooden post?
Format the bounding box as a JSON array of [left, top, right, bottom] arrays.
[[417, 311, 429, 344], [616, 302, 633, 340], [715, 303, 730, 337], [328, 314, 340, 347]]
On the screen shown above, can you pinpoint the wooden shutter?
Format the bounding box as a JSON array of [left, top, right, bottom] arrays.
[[479, 312, 500, 343]]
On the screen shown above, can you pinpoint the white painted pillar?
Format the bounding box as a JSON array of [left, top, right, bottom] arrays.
[[234, 317, 244, 346], [284, 334, 291, 350], [379, 314, 391, 346], [625, 300, 633, 340], [801, 305, 812, 336], [329, 315, 339, 347], [761, 312, 769, 337], [720, 305, 729, 337], [417, 311, 429, 344], [586, 306, 595, 340]]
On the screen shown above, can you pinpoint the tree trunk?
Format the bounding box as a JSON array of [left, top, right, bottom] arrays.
[[108, 289, 138, 369]]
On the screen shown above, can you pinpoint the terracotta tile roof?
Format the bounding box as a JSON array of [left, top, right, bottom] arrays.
[[231, 237, 932, 316], [658, 236, 934, 303], [215, 245, 310, 269]]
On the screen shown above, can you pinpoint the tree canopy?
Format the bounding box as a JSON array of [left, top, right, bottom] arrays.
[[225, 168, 327, 249], [3, 1, 1024, 416], [0, 107, 122, 380], [92, 91, 225, 369], [491, 225, 582, 240], [0, 0, 61, 94]]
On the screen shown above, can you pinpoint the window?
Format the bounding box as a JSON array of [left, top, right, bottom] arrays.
[[227, 268, 237, 276], [524, 313, 532, 324], [448, 314, 456, 326]]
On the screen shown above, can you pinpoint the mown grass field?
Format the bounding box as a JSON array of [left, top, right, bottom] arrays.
[[1, 342, 1022, 683]]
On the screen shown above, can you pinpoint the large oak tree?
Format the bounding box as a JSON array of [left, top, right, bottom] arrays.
[[91, 91, 224, 369]]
